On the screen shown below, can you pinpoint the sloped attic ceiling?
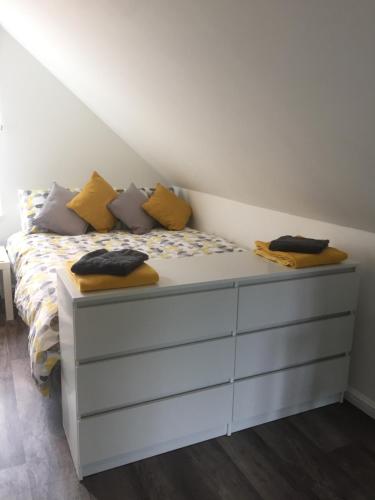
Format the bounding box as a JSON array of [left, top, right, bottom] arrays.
[[1, 0, 375, 231]]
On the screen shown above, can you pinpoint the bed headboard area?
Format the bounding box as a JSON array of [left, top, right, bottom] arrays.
[[17, 185, 181, 234]]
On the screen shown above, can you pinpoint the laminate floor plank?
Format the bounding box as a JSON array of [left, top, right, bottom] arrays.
[[0, 464, 33, 500], [5, 318, 29, 361], [328, 443, 375, 499], [321, 403, 375, 453], [170, 440, 262, 500], [217, 429, 315, 500], [12, 358, 69, 465], [0, 327, 26, 471], [287, 404, 353, 453], [255, 418, 367, 500], [11, 353, 90, 498], [133, 453, 194, 500], [0, 373, 26, 470], [27, 456, 86, 498], [29, 477, 90, 500], [83, 465, 145, 500], [0, 325, 11, 375]]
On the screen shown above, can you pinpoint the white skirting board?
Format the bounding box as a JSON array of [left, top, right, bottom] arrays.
[[345, 387, 375, 419]]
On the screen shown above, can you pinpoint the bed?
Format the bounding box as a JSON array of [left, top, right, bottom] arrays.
[[6, 186, 359, 479], [6, 227, 244, 394]]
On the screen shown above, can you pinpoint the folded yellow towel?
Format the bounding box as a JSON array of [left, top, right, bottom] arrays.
[[254, 241, 348, 268], [67, 262, 159, 292]]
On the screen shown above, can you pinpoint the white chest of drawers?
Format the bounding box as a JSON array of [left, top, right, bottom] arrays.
[[57, 252, 359, 479]]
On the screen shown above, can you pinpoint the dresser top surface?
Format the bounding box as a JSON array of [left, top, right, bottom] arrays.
[[57, 250, 358, 306]]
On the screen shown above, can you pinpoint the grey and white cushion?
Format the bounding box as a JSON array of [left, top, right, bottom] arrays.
[[33, 183, 88, 236], [18, 189, 51, 232], [108, 183, 156, 234]]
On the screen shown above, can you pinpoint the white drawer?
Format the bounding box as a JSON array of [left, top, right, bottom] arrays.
[[238, 271, 358, 332], [79, 384, 232, 467], [75, 287, 236, 361], [233, 356, 349, 423], [77, 337, 235, 415], [235, 315, 354, 379]]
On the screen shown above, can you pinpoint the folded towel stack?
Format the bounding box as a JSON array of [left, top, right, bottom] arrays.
[[68, 248, 159, 292], [254, 238, 348, 268]]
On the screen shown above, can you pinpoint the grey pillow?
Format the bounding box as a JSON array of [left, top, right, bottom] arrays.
[[33, 182, 88, 235], [108, 182, 156, 234]]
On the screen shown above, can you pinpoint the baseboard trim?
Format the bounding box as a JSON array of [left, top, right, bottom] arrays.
[[81, 425, 227, 478], [232, 393, 342, 433], [345, 387, 375, 419]]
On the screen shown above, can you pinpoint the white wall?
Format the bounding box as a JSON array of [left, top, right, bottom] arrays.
[[0, 27, 164, 242], [1, 1, 375, 232], [186, 189, 375, 411], [1, 8, 374, 414]]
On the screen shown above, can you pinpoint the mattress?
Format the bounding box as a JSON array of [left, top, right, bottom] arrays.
[[6, 228, 245, 394]]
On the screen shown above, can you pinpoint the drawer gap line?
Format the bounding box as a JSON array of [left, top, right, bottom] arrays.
[[238, 266, 356, 287], [237, 311, 352, 336], [77, 333, 233, 365], [76, 283, 236, 308], [234, 352, 349, 383], [79, 381, 232, 419]]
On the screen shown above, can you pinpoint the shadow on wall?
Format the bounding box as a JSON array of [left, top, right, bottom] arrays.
[[0, 27, 164, 244], [185, 188, 375, 410]]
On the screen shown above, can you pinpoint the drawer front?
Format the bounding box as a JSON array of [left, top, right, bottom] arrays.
[[75, 288, 236, 361], [77, 337, 235, 415], [238, 272, 358, 332], [235, 315, 354, 379], [233, 356, 349, 423], [79, 384, 232, 466]]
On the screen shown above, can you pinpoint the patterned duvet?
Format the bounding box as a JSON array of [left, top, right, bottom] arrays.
[[6, 228, 244, 395]]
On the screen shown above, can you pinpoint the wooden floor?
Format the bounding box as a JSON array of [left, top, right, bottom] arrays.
[[1, 316, 375, 500]]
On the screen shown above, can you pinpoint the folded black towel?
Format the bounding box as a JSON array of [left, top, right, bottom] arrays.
[[269, 236, 329, 254], [71, 249, 149, 276]]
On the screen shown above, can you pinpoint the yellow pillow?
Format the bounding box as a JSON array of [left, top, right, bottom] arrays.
[[67, 171, 118, 232], [142, 183, 192, 230]]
